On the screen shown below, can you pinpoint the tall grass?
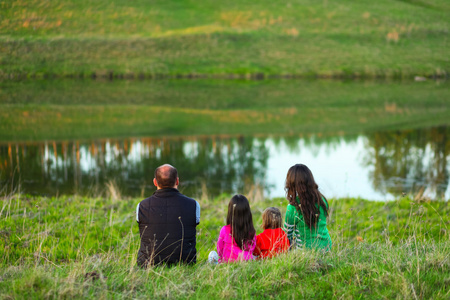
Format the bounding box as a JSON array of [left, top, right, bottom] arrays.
[[0, 190, 449, 299]]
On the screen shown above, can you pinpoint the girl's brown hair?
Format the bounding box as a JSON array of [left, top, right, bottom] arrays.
[[261, 207, 283, 230], [226, 194, 256, 251], [285, 164, 329, 229]]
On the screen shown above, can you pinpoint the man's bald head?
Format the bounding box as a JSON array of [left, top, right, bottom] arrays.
[[154, 164, 178, 189]]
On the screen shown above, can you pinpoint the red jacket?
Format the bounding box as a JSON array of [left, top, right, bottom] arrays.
[[253, 228, 290, 259]]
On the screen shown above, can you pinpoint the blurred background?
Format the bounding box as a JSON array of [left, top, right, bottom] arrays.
[[0, 0, 449, 200]]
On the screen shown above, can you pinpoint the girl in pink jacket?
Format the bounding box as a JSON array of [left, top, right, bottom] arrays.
[[216, 194, 256, 263]]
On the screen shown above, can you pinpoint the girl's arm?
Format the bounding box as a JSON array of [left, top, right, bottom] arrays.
[[253, 235, 262, 257], [216, 226, 226, 258]]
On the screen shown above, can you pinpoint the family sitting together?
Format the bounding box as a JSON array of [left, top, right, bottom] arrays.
[[136, 163, 332, 267]]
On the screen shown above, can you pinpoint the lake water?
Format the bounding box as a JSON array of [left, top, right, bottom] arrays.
[[1, 127, 448, 200], [1, 79, 449, 200]]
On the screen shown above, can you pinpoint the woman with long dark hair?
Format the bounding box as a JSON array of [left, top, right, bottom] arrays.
[[216, 194, 256, 263], [284, 164, 332, 250]]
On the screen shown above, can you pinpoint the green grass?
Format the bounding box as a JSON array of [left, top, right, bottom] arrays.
[[0, 79, 449, 142], [0, 0, 449, 78], [1, 191, 449, 299]]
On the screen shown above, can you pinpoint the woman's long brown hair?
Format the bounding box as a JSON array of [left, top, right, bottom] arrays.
[[285, 164, 328, 229], [226, 194, 256, 251]]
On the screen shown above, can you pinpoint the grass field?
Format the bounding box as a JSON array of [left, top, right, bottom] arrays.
[[0, 192, 449, 299], [1, 79, 449, 142], [1, 0, 449, 78]]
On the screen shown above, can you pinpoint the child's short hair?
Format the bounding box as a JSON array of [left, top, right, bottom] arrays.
[[262, 207, 282, 229]]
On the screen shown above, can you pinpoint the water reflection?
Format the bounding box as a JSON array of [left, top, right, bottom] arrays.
[[0, 137, 269, 198], [1, 127, 449, 200], [365, 126, 449, 199]]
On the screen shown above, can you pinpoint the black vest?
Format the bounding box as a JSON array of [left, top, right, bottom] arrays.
[[137, 188, 197, 267]]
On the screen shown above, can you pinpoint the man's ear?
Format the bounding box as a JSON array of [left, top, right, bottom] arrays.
[[176, 177, 179, 186], [153, 178, 158, 187]]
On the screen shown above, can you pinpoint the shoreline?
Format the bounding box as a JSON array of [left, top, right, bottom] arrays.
[[1, 71, 448, 81]]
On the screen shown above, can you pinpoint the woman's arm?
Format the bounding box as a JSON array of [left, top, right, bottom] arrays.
[[281, 231, 290, 252], [284, 205, 296, 248]]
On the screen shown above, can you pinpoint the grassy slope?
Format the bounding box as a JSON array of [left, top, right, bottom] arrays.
[[0, 194, 449, 299], [0, 79, 449, 142], [0, 0, 449, 77]]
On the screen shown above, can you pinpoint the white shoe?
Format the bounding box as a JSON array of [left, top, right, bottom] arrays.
[[208, 251, 219, 264]]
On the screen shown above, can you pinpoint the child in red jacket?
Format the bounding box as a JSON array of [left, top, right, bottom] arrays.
[[253, 207, 290, 259]]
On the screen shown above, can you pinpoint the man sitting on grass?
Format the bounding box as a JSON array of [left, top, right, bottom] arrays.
[[136, 164, 200, 267]]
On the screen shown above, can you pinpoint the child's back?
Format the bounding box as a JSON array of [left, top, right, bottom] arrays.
[[254, 227, 289, 259], [253, 207, 290, 259], [216, 194, 256, 263], [217, 224, 256, 262]]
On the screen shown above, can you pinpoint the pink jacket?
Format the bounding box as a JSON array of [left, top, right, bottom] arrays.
[[217, 225, 256, 263]]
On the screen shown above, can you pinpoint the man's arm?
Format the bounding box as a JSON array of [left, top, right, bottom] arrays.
[[136, 203, 140, 222], [195, 200, 200, 225]]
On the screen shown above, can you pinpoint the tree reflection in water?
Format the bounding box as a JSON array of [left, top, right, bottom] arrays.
[[365, 126, 449, 199], [0, 136, 269, 198], [1, 127, 449, 200]]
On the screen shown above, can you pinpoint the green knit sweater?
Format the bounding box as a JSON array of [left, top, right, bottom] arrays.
[[284, 199, 332, 250]]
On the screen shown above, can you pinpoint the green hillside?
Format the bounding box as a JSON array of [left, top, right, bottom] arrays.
[[1, 0, 449, 78]]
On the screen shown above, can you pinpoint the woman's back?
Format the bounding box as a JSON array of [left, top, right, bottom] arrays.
[[283, 164, 332, 251], [284, 200, 332, 250]]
